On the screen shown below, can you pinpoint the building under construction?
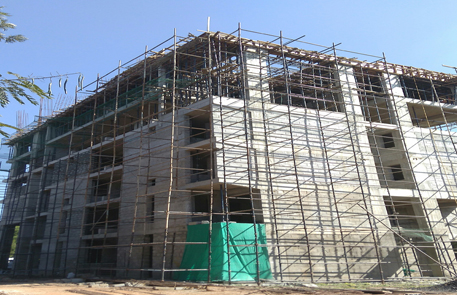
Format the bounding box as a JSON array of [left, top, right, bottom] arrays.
[[1, 27, 457, 283]]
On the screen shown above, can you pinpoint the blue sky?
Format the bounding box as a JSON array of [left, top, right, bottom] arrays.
[[1, 0, 457, 137]]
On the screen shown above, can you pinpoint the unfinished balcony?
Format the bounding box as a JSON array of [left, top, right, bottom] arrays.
[[84, 203, 119, 237], [90, 142, 123, 176], [89, 178, 122, 204], [190, 150, 213, 184]]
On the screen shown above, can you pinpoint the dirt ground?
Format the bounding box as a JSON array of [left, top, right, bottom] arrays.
[[0, 278, 456, 295]]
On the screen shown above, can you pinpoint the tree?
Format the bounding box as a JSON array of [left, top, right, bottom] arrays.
[[0, 6, 49, 137], [9, 226, 19, 258]]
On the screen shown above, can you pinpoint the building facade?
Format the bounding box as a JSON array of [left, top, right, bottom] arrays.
[[1, 29, 457, 282]]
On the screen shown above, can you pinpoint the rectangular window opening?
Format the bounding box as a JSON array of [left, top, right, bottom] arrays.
[[390, 165, 405, 181], [382, 133, 395, 148], [190, 151, 212, 183], [59, 211, 67, 234], [189, 114, 210, 144], [192, 194, 210, 222], [148, 195, 155, 223]]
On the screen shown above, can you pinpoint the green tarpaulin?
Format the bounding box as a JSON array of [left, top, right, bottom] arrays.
[[174, 222, 272, 282]]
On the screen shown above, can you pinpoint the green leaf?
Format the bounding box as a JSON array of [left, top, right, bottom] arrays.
[[0, 7, 51, 138]]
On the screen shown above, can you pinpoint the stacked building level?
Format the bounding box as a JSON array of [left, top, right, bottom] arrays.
[[1, 28, 457, 282]]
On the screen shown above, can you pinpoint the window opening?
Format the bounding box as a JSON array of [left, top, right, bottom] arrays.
[[391, 165, 405, 181], [382, 133, 395, 148]]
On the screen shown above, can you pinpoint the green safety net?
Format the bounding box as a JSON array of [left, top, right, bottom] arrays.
[[174, 222, 273, 282], [394, 228, 433, 242]]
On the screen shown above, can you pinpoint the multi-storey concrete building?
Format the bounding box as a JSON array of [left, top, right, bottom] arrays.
[[1, 29, 457, 282]]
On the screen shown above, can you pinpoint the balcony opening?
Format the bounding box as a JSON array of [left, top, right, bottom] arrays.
[[91, 177, 122, 203], [270, 62, 342, 112], [382, 133, 395, 148], [354, 69, 394, 124], [11, 177, 28, 198], [141, 234, 154, 278], [16, 142, 32, 156], [85, 238, 117, 276], [147, 195, 155, 223], [53, 242, 63, 272], [400, 76, 454, 103], [36, 216, 46, 240], [39, 190, 50, 212], [30, 244, 42, 271], [390, 165, 405, 181], [190, 150, 212, 183], [59, 211, 67, 234], [91, 143, 123, 173], [228, 194, 264, 224], [189, 113, 210, 144], [384, 197, 439, 276], [84, 204, 119, 236], [192, 193, 210, 223], [408, 103, 457, 130], [191, 190, 263, 224], [14, 160, 30, 176]]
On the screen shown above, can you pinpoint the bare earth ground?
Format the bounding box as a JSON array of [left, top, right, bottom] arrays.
[[0, 278, 456, 295]]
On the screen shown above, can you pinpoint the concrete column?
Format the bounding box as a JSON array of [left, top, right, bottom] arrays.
[[337, 65, 364, 117], [383, 74, 412, 127], [244, 48, 270, 103], [243, 48, 270, 189], [337, 65, 384, 190]]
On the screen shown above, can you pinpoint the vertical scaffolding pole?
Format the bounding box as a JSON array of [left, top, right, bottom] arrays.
[[206, 31, 215, 283], [334, 48, 385, 283], [279, 30, 314, 282], [315, 55, 351, 279], [55, 86, 79, 276], [126, 45, 149, 277], [259, 44, 284, 281], [238, 23, 261, 284], [216, 35, 233, 284], [75, 77, 100, 276], [161, 28, 177, 281]]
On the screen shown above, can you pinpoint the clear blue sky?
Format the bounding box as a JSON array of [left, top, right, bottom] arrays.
[[1, 0, 457, 136]]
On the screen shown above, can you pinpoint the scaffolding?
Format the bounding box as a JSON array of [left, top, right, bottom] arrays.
[[1, 26, 457, 283]]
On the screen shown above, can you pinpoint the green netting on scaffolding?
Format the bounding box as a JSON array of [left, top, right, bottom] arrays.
[[394, 228, 433, 242], [68, 79, 165, 128], [174, 222, 272, 282], [47, 76, 200, 130]]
